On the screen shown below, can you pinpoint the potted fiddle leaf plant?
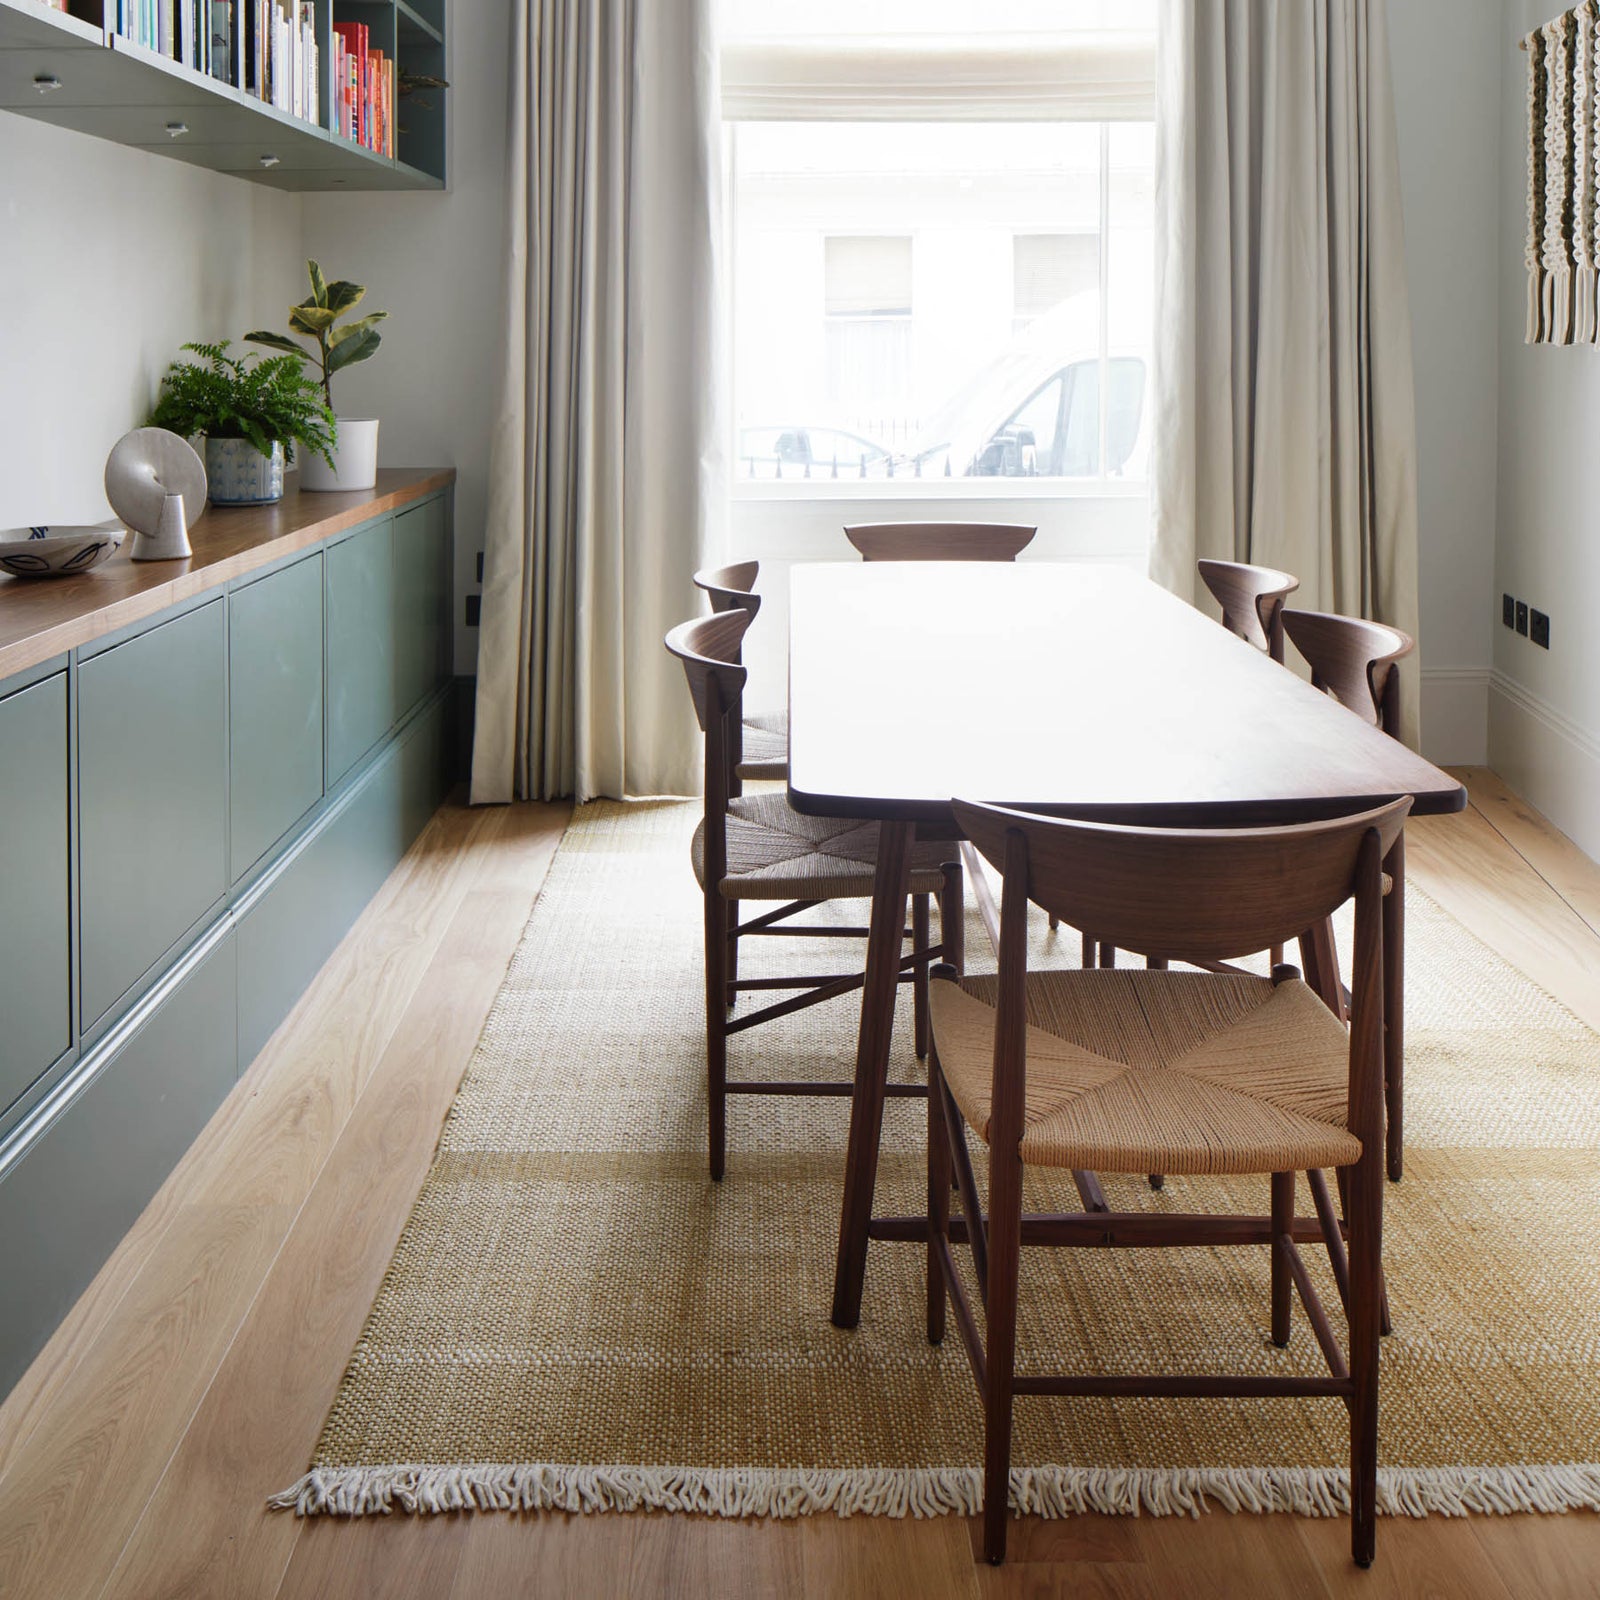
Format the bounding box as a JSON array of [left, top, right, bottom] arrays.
[[247, 260, 388, 492], [147, 341, 336, 506]]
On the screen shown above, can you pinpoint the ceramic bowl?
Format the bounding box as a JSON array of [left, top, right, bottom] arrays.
[[0, 523, 126, 578]]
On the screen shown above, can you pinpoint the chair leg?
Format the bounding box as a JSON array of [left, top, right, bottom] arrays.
[[927, 1048, 950, 1345], [1347, 1147, 1384, 1568], [726, 898, 739, 1012], [704, 889, 728, 1181], [1098, 942, 1117, 969], [1270, 1171, 1294, 1348], [912, 893, 931, 1062], [982, 1142, 1023, 1566], [940, 861, 965, 978], [1147, 1174, 1164, 1191], [1384, 834, 1405, 1183], [1081, 930, 1095, 967], [1048, 911, 1059, 931]]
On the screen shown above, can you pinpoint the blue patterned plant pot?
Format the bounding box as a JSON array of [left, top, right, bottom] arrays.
[[205, 437, 285, 505]]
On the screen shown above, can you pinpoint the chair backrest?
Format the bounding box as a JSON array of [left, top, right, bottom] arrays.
[[952, 797, 1411, 966], [1197, 558, 1300, 661], [693, 561, 761, 619], [665, 610, 752, 734], [843, 522, 1037, 562], [1282, 610, 1414, 736]]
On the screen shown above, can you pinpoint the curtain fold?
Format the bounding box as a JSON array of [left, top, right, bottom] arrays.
[[1150, 0, 1421, 747], [472, 0, 725, 804]]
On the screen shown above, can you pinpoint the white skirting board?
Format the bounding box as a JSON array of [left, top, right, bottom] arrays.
[[1419, 667, 1491, 768], [1488, 672, 1600, 864]]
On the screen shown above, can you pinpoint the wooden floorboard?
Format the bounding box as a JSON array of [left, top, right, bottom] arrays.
[[0, 778, 1593, 1599]]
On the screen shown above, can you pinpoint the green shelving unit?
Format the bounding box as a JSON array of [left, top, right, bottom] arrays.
[[0, 0, 445, 190]]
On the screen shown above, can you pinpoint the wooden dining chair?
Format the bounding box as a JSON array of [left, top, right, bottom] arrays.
[[1282, 610, 1414, 737], [1284, 608, 1415, 1181], [925, 796, 1407, 1568], [842, 521, 1036, 562], [1198, 557, 1301, 661], [692, 561, 789, 782], [666, 609, 963, 1179]]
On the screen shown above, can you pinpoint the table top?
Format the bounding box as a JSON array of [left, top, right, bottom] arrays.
[[0, 468, 454, 684], [786, 562, 1466, 826]]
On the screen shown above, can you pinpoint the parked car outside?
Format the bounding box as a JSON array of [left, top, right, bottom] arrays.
[[891, 294, 1148, 481]]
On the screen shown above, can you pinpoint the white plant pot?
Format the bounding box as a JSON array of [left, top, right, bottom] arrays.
[[300, 417, 380, 492]]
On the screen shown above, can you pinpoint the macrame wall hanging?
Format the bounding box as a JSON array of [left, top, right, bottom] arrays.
[[1525, 4, 1600, 343]]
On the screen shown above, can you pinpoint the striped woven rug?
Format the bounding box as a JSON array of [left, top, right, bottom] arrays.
[[273, 800, 1600, 1521]]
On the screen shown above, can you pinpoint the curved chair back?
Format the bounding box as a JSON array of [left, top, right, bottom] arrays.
[[1282, 610, 1414, 736], [952, 797, 1410, 967], [665, 610, 752, 733], [1197, 558, 1300, 661], [693, 561, 762, 619], [843, 522, 1036, 563]]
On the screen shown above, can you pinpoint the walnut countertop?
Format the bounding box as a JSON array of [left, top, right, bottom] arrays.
[[0, 468, 455, 682]]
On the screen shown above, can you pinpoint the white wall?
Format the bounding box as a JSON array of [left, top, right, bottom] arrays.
[[302, 0, 511, 675], [1490, 0, 1600, 860], [1385, 0, 1503, 766], [0, 117, 303, 530]]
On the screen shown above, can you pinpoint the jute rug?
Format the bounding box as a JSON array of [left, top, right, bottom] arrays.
[[273, 800, 1600, 1521]]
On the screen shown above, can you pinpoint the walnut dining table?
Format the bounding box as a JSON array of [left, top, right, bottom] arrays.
[[783, 561, 1467, 1330]]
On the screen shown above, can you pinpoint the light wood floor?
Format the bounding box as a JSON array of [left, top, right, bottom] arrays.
[[1, 770, 1597, 1600]]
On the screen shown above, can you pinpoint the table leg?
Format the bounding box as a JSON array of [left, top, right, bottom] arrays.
[[1298, 919, 1347, 1023], [1384, 830, 1406, 1183], [831, 818, 914, 1329]]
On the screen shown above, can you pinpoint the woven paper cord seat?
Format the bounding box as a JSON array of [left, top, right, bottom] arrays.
[[693, 791, 951, 901], [930, 968, 1361, 1176], [737, 710, 788, 780]]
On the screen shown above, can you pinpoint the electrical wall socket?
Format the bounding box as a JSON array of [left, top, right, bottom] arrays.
[[1502, 593, 1516, 628], [1530, 608, 1550, 649], [1515, 599, 1529, 636]]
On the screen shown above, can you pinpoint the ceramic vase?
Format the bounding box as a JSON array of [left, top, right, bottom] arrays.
[[206, 438, 285, 505], [300, 417, 379, 492]]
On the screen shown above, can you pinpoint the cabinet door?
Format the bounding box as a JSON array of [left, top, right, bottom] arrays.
[[325, 517, 396, 787], [393, 495, 449, 718], [0, 672, 71, 1114], [230, 553, 324, 880], [79, 601, 228, 1031], [0, 930, 236, 1396]]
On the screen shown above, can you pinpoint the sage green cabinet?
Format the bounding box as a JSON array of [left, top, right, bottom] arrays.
[[394, 495, 450, 718], [325, 517, 396, 787], [0, 671, 70, 1115], [0, 930, 237, 1394], [78, 601, 228, 1032], [230, 553, 324, 880]]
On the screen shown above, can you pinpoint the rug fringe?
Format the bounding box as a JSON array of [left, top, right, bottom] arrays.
[[268, 1463, 1600, 1521]]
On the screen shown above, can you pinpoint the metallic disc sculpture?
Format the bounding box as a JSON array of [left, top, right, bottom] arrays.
[[104, 427, 208, 561]]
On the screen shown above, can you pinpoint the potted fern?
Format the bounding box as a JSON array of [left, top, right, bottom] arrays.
[[247, 260, 387, 492], [147, 342, 336, 506]]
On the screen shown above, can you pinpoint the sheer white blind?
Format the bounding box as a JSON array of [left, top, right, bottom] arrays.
[[722, 34, 1156, 122]]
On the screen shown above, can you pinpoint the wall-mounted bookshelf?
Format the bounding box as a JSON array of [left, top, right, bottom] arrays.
[[0, 0, 445, 190]]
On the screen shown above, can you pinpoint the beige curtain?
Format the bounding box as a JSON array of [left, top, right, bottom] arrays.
[[471, 0, 725, 804], [1150, 0, 1421, 746]]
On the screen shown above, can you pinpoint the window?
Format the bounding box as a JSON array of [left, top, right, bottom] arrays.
[[1013, 233, 1099, 334], [723, 3, 1156, 490]]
